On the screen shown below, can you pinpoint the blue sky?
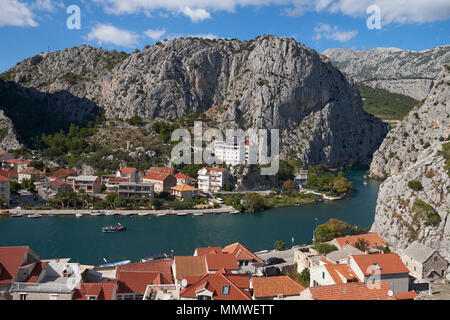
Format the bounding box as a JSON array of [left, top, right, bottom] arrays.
[[0, 0, 449, 72]]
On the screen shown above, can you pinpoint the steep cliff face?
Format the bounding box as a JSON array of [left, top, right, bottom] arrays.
[[370, 67, 450, 178], [324, 46, 450, 100], [370, 66, 450, 260], [0, 110, 21, 152], [1, 36, 388, 167]]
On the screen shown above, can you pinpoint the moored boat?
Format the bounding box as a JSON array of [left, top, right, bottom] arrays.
[[10, 214, 23, 218], [177, 212, 188, 216], [90, 211, 103, 216], [193, 212, 203, 216], [214, 212, 222, 215], [75, 213, 83, 218], [120, 212, 134, 216], [99, 259, 131, 268], [104, 211, 116, 216], [363, 181, 368, 186], [156, 213, 166, 217], [28, 214, 42, 218], [230, 211, 240, 215]]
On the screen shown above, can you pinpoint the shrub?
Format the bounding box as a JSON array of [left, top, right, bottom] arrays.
[[408, 180, 423, 191], [274, 240, 286, 251], [313, 242, 338, 254]]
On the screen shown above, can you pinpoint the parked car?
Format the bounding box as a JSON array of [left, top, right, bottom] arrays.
[[265, 257, 286, 266]]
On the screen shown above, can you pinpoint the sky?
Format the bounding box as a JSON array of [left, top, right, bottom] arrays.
[[0, 0, 449, 72]]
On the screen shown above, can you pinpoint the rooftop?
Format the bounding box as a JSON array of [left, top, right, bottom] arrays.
[[143, 171, 172, 181], [252, 276, 305, 298], [403, 241, 437, 263], [171, 184, 198, 192], [174, 256, 207, 280], [335, 232, 386, 249], [223, 242, 263, 264], [309, 281, 395, 300], [0, 246, 29, 284], [351, 253, 410, 276], [205, 253, 239, 271]]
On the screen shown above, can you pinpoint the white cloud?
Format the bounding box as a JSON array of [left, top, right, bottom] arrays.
[[144, 28, 166, 40], [94, 0, 450, 25], [313, 23, 358, 42], [32, 0, 64, 12], [181, 7, 211, 22], [0, 0, 38, 27], [86, 24, 139, 47]]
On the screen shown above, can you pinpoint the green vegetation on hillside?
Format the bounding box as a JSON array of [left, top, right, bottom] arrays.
[[304, 165, 352, 196], [412, 200, 441, 227], [358, 83, 419, 120], [314, 218, 368, 243]]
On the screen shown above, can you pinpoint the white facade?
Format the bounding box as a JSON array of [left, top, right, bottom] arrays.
[[197, 168, 228, 193], [214, 141, 247, 165]]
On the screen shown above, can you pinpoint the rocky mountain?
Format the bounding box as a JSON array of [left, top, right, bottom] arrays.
[[1, 36, 388, 168], [370, 66, 450, 261], [324, 46, 450, 100], [0, 110, 21, 152]]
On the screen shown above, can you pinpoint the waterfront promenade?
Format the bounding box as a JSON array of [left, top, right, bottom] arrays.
[[1, 206, 236, 216]]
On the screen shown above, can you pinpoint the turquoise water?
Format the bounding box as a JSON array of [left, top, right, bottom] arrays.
[[0, 171, 381, 265]]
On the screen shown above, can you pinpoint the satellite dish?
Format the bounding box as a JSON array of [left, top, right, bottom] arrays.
[[181, 279, 188, 288], [388, 290, 394, 297]]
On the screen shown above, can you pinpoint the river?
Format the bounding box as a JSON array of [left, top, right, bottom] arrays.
[[0, 171, 381, 265]]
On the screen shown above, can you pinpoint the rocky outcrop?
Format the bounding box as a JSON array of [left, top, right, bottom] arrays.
[[2, 36, 388, 168], [370, 66, 450, 260], [370, 67, 450, 178], [0, 110, 21, 152], [324, 46, 450, 100]]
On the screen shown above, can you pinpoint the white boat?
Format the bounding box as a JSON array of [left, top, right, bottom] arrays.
[[156, 213, 167, 217], [138, 212, 150, 216], [75, 213, 83, 218], [28, 214, 42, 218], [230, 211, 240, 214], [193, 212, 203, 216], [120, 212, 134, 216], [10, 214, 23, 218], [104, 211, 116, 216], [90, 211, 103, 216], [177, 212, 188, 216]]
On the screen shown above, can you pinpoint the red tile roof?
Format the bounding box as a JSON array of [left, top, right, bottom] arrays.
[[309, 281, 395, 300], [0, 169, 17, 178], [0, 246, 29, 284], [120, 168, 137, 174], [252, 276, 305, 298], [394, 291, 418, 300], [72, 281, 118, 300], [324, 264, 359, 285], [195, 247, 223, 256], [107, 177, 129, 183], [52, 168, 77, 176], [174, 256, 207, 280], [116, 259, 173, 281], [351, 253, 410, 276], [143, 171, 172, 181], [222, 243, 264, 264], [117, 271, 172, 294], [5, 159, 30, 165], [0, 175, 9, 181], [171, 184, 198, 192], [19, 167, 44, 176], [180, 273, 251, 300], [335, 232, 386, 249], [174, 174, 193, 180], [205, 253, 239, 271]]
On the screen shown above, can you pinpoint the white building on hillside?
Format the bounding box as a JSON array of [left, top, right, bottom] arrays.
[[197, 167, 229, 193]]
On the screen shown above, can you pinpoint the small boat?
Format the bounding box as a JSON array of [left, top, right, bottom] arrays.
[[193, 212, 203, 216], [230, 211, 240, 215], [214, 212, 222, 215], [120, 212, 134, 216], [1, 210, 9, 214], [49, 213, 59, 217], [99, 259, 131, 268], [363, 181, 368, 186], [28, 214, 42, 218], [75, 213, 83, 218], [90, 211, 103, 216], [177, 212, 188, 216], [104, 211, 116, 216], [156, 213, 167, 217], [138, 212, 150, 216], [10, 214, 23, 218], [102, 223, 126, 233]]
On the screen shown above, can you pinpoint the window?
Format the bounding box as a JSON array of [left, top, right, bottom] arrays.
[[322, 272, 325, 279], [49, 294, 58, 300], [87, 296, 97, 300], [198, 295, 211, 300], [434, 256, 438, 262], [19, 293, 27, 300], [222, 286, 230, 296]]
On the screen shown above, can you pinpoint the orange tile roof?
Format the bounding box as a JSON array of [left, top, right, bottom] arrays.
[[252, 276, 305, 298], [204, 167, 226, 172], [171, 184, 198, 192], [0, 246, 29, 284], [222, 243, 264, 264], [72, 281, 117, 300], [351, 253, 410, 276], [180, 273, 251, 300], [309, 281, 395, 300], [5, 159, 30, 164], [116, 259, 173, 280], [394, 291, 418, 300], [107, 177, 129, 183], [196, 247, 223, 256], [174, 174, 193, 180], [335, 232, 386, 249], [120, 167, 137, 174], [149, 167, 175, 175], [174, 256, 207, 280], [143, 171, 172, 181], [0, 169, 17, 178], [205, 253, 239, 271], [52, 168, 76, 176], [18, 167, 44, 176], [324, 264, 359, 284], [117, 271, 172, 293], [0, 175, 9, 181]]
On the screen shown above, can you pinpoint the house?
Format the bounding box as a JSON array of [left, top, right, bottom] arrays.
[[294, 246, 325, 273], [179, 272, 251, 300], [331, 232, 386, 251], [301, 281, 396, 300], [197, 167, 229, 193], [72, 176, 102, 194], [310, 260, 359, 287], [174, 173, 194, 186], [51, 168, 77, 178], [251, 276, 305, 300], [115, 259, 174, 280], [116, 167, 138, 183], [3, 159, 31, 172], [213, 140, 246, 165], [172, 256, 207, 285], [222, 242, 264, 274], [170, 184, 199, 200], [72, 281, 118, 300], [18, 167, 45, 183], [0, 175, 10, 202], [347, 253, 410, 294], [118, 182, 154, 199], [116, 270, 173, 300], [148, 167, 175, 175], [0, 168, 18, 180], [0, 246, 40, 300], [400, 241, 448, 281], [105, 177, 129, 193], [294, 170, 308, 189], [142, 171, 176, 193], [36, 180, 71, 200], [9, 258, 83, 300], [204, 253, 239, 274], [325, 245, 363, 264]]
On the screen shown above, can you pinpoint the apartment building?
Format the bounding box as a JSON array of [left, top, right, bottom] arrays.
[[72, 176, 102, 194], [197, 167, 229, 193], [117, 182, 154, 199]]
